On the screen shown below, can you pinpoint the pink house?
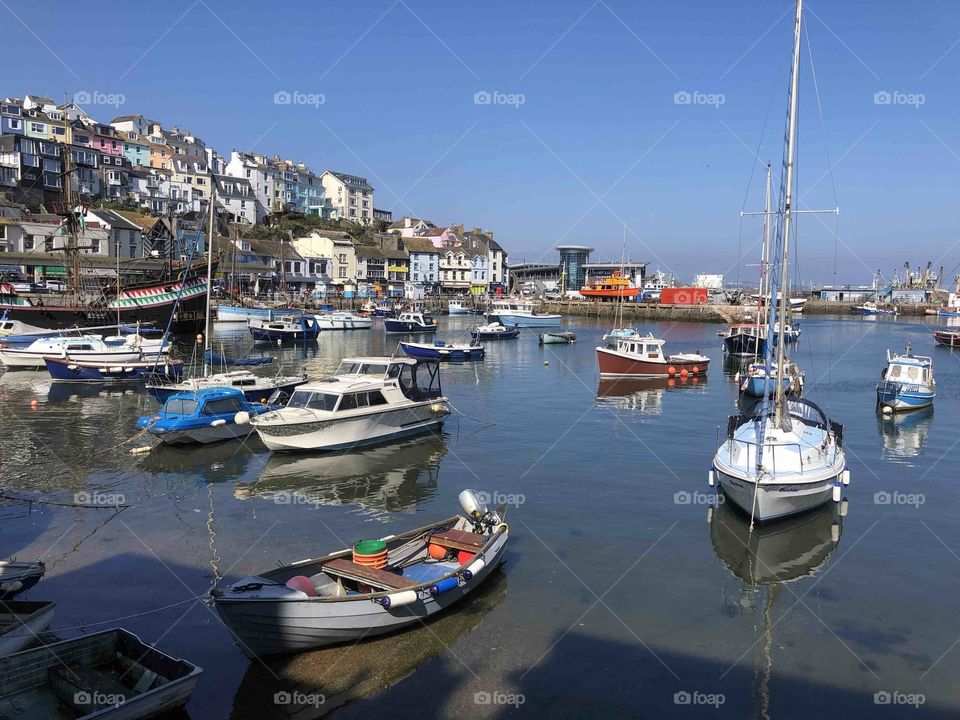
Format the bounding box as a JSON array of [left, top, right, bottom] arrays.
[[421, 226, 460, 249], [90, 123, 123, 156]]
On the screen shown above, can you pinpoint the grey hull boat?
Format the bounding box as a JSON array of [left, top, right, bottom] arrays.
[[0, 628, 202, 719], [212, 489, 509, 657], [539, 331, 576, 345], [0, 561, 45, 599], [0, 601, 56, 656]]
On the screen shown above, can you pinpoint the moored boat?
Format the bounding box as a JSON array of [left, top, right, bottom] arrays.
[[211, 489, 508, 656], [876, 344, 935, 412], [738, 360, 804, 397], [0, 602, 56, 657], [400, 340, 485, 361], [487, 298, 561, 327], [0, 628, 202, 718], [0, 336, 145, 370], [447, 299, 471, 315], [539, 331, 576, 345], [597, 333, 708, 377], [43, 357, 184, 383], [720, 323, 767, 357], [933, 330, 960, 347], [248, 315, 320, 342], [602, 327, 640, 347], [850, 301, 896, 316], [136, 387, 276, 445], [0, 561, 45, 599], [245, 356, 450, 452], [471, 323, 519, 340], [384, 312, 438, 334], [216, 305, 303, 322], [579, 270, 639, 300], [145, 369, 307, 403], [314, 312, 373, 330]]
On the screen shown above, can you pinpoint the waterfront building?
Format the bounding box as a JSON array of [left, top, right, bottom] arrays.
[[321, 171, 374, 224], [557, 245, 593, 293]]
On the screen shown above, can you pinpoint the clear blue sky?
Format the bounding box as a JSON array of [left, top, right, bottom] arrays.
[[6, 0, 960, 286]]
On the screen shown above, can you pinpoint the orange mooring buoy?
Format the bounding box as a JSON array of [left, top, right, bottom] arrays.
[[667, 366, 676, 376], [30, 399, 38, 409]]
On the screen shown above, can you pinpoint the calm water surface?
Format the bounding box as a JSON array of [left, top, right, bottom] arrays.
[[1, 314, 959, 719]]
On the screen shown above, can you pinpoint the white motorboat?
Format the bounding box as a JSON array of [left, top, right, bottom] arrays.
[[447, 299, 470, 315], [710, 0, 848, 524], [486, 299, 560, 328], [314, 311, 373, 330], [0, 336, 144, 369], [245, 356, 451, 452]]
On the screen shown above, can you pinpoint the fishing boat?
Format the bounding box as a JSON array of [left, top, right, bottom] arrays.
[[211, 488, 508, 657], [136, 387, 276, 445], [0, 601, 56, 657], [597, 333, 708, 378], [248, 315, 320, 342], [400, 340, 485, 361], [145, 369, 307, 403], [487, 298, 561, 327], [933, 330, 960, 348], [216, 305, 302, 322], [738, 360, 804, 398], [447, 299, 471, 315], [539, 331, 576, 345], [935, 295, 960, 318], [314, 312, 373, 330], [0, 336, 146, 369], [876, 344, 935, 412], [244, 357, 450, 452], [579, 270, 639, 300], [710, 0, 848, 524], [374, 300, 398, 317], [850, 301, 896, 316], [470, 323, 519, 340], [720, 323, 767, 357], [43, 356, 184, 383], [0, 561, 45, 599], [639, 270, 673, 302], [0, 628, 202, 718], [383, 312, 438, 334]]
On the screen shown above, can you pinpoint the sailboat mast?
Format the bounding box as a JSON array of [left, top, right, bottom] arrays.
[[203, 182, 216, 376], [773, 0, 803, 429], [761, 163, 772, 328]]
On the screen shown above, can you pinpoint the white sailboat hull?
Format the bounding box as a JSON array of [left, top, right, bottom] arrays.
[[714, 467, 840, 521]]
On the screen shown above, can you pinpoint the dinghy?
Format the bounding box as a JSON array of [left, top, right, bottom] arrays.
[[0, 601, 56, 656], [0, 561, 45, 599], [0, 628, 202, 718], [400, 340, 485, 361], [211, 489, 509, 657], [539, 331, 576, 345], [136, 387, 277, 445]]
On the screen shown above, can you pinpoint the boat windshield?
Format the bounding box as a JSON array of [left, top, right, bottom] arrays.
[[287, 390, 339, 411], [162, 398, 199, 416], [335, 362, 389, 376]]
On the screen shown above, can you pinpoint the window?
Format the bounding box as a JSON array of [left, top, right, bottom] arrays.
[[129, 238, 136, 258], [23, 154, 40, 167], [44, 236, 53, 251], [90, 238, 100, 253], [52, 126, 65, 136], [338, 253, 346, 263], [202, 397, 244, 415], [8, 119, 21, 130], [24, 235, 34, 250], [162, 398, 199, 416], [338, 267, 347, 278], [29, 122, 45, 134]]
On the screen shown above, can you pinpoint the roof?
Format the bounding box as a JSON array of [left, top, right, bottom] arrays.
[[111, 114, 144, 123], [325, 171, 374, 191], [380, 247, 408, 260], [113, 210, 158, 231], [403, 238, 441, 254], [247, 237, 304, 261], [89, 209, 142, 231], [354, 245, 385, 259]]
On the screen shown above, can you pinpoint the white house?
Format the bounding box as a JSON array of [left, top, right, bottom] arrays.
[[216, 177, 259, 224], [225, 150, 279, 216], [321, 171, 374, 224], [83, 208, 146, 258]]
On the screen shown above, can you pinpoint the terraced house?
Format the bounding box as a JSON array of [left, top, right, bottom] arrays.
[[321, 171, 374, 224]]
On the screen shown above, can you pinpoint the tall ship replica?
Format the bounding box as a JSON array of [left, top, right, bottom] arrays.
[[0, 144, 210, 335]]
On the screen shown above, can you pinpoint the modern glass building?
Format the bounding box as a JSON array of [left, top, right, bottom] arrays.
[[556, 245, 593, 292]]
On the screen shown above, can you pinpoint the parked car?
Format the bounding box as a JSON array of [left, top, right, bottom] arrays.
[[42, 280, 67, 293], [10, 281, 39, 293]]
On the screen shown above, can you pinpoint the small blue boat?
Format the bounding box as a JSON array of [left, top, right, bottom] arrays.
[[136, 387, 276, 445], [248, 315, 320, 342], [44, 356, 184, 383], [738, 360, 804, 398], [400, 340, 485, 361], [471, 323, 520, 341], [877, 344, 935, 412], [384, 312, 438, 334]]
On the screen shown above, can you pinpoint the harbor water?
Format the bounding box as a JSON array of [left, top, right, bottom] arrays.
[[1, 313, 958, 718]]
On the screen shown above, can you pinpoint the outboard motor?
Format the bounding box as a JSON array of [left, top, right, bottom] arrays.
[[459, 489, 502, 532]]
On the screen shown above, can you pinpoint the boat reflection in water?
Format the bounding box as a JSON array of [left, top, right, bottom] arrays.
[[229, 570, 507, 719], [136, 439, 267, 485], [596, 376, 706, 414], [234, 436, 448, 515], [877, 406, 933, 465], [709, 499, 845, 718]]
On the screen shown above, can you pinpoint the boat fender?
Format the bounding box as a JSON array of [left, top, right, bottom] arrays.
[[841, 469, 851, 486], [234, 411, 251, 426], [429, 576, 460, 595], [707, 469, 715, 487], [377, 589, 418, 609], [67, 364, 78, 370], [832, 484, 842, 503], [831, 523, 841, 543], [210, 419, 227, 427], [461, 557, 486, 581]]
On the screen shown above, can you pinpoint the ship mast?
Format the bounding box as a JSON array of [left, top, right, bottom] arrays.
[[772, 0, 803, 430], [202, 181, 216, 377]]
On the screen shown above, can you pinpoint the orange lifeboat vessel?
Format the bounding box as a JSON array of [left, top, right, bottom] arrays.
[[579, 271, 639, 300]]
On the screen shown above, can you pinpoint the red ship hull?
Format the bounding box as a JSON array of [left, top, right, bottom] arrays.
[[597, 346, 709, 377]]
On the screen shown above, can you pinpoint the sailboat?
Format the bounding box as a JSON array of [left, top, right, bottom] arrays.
[[710, 0, 848, 524]]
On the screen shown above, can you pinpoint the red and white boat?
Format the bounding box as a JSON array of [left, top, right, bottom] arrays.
[[933, 330, 960, 348], [596, 333, 709, 378]]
